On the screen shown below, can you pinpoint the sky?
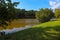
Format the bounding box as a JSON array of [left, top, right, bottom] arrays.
[[12, 0, 60, 10]]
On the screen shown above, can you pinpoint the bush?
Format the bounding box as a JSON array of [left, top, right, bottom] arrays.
[[36, 8, 54, 23]]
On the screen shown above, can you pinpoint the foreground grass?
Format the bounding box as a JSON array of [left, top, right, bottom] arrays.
[[1, 21, 60, 40]]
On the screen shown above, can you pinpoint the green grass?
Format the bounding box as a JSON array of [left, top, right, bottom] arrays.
[[33, 21, 60, 28], [1, 21, 60, 40]]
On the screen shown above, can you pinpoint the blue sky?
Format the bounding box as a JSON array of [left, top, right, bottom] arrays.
[[12, 0, 51, 10]]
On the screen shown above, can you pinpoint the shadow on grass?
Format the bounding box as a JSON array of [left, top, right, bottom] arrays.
[[1, 26, 60, 40]]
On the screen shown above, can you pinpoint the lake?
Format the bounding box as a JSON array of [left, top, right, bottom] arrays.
[[0, 19, 39, 34]]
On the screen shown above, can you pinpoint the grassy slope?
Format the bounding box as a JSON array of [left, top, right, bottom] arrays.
[[4, 21, 60, 40], [33, 21, 60, 28]]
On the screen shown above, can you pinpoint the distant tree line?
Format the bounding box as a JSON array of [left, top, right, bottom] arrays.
[[15, 9, 36, 19]]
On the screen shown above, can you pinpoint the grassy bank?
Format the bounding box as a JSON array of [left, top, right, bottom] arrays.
[[3, 21, 60, 40]]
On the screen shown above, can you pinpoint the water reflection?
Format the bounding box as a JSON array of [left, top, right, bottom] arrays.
[[0, 25, 32, 34], [0, 19, 39, 34]]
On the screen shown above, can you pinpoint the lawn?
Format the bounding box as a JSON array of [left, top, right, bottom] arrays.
[[1, 21, 60, 40], [33, 21, 60, 28]]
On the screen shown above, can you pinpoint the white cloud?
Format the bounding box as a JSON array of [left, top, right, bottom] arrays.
[[49, 0, 60, 9]]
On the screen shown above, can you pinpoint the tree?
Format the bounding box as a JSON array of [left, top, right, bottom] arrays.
[[16, 9, 36, 19], [17, 9, 26, 18], [36, 8, 54, 23], [55, 9, 60, 18], [7, 0, 19, 20], [0, 0, 19, 29], [25, 10, 36, 18]]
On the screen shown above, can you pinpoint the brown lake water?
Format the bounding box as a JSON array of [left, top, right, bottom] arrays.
[[0, 19, 39, 34]]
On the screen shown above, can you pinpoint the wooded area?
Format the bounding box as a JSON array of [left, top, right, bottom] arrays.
[[0, 0, 60, 29]]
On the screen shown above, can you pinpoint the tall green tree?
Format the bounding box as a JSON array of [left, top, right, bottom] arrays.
[[36, 8, 54, 23], [55, 9, 60, 18], [0, 0, 19, 28]]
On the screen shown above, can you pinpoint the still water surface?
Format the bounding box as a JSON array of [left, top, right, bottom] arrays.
[[0, 19, 39, 34], [0, 25, 32, 34]]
